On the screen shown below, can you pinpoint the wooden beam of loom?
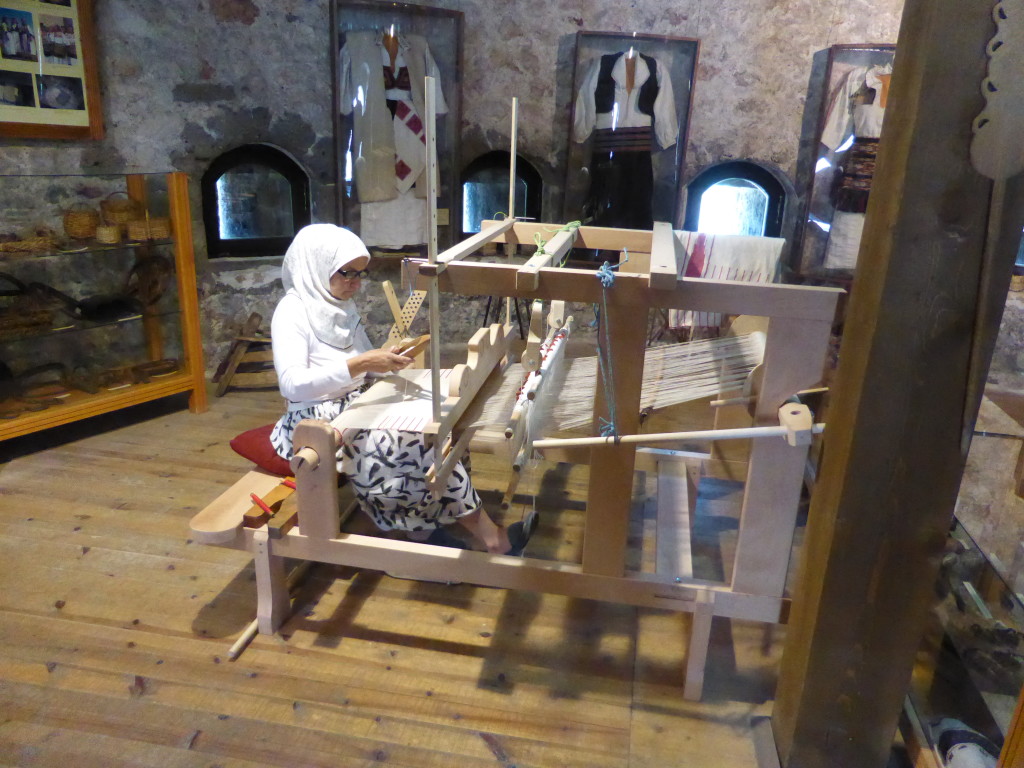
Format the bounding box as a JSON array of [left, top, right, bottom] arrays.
[[516, 226, 578, 290], [229, 524, 788, 622], [412, 258, 841, 322], [650, 221, 684, 290], [480, 219, 654, 253], [437, 217, 517, 265], [329, 322, 513, 444]]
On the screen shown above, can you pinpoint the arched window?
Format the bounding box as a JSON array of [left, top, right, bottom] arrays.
[[461, 151, 542, 236], [683, 161, 786, 238], [201, 144, 311, 258]]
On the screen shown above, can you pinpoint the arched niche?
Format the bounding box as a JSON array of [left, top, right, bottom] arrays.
[[460, 151, 542, 237], [201, 144, 311, 258], [683, 160, 787, 238]]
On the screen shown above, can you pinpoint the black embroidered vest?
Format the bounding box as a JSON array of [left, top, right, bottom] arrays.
[[593, 52, 659, 117]]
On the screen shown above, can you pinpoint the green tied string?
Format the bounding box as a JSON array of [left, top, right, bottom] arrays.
[[532, 220, 582, 267]]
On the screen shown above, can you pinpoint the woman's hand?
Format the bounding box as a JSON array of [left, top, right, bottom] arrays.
[[348, 348, 413, 377]]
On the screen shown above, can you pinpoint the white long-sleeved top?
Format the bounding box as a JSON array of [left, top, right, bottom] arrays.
[[572, 52, 678, 150], [271, 293, 374, 410], [820, 64, 892, 151]]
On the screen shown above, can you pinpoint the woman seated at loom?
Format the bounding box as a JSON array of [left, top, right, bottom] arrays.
[[269, 224, 538, 556]]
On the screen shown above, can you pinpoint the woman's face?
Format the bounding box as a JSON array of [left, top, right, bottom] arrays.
[[328, 255, 369, 300]]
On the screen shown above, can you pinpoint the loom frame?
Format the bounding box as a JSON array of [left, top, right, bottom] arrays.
[[190, 219, 841, 699]]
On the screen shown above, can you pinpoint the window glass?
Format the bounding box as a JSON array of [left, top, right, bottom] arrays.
[[696, 178, 769, 236]]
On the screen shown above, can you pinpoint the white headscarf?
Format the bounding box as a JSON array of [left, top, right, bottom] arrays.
[[281, 224, 371, 350]]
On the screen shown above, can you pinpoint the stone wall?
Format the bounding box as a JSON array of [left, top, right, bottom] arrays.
[[16, 0, 1022, 392]]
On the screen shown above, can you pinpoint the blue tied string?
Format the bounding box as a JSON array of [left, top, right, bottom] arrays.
[[594, 252, 628, 440]]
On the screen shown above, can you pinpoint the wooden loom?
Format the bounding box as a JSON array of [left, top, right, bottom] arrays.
[[190, 84, 841, 696], [190, 216, 841, 698]]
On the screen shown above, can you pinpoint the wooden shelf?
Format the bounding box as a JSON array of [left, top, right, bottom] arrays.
[[0, 171, 207, 442], [0, 370, 200, 441]]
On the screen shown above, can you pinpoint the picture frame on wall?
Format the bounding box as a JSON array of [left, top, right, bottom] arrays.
[[332, 0, 462, 252], [797, 43, 896, 277], [563, 30, 699, 247], [0, 0, 103, 139]]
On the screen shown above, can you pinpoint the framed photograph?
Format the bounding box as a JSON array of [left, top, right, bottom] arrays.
[[0, 0, 102, 139], [796, 43, 896, 277], [332, 0, 462, 252], [563, 31, 699, 239]]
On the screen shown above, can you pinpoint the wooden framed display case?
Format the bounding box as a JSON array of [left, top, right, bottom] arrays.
[[899, 397, 1024, 767], [332, 0, 463, 253], [563, 31, 699, 237], [904, 519, 1024, 767], [795, 43, 896, 279], [0, 171, 206, 441]]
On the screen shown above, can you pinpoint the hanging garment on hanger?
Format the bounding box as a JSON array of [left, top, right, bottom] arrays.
[[573, 51, 677, 230]]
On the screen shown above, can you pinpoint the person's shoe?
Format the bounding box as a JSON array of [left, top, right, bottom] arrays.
[[504, 510, 539, 556]]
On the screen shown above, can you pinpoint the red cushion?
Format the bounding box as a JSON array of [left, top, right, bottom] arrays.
[[230, 424, 292, 476]]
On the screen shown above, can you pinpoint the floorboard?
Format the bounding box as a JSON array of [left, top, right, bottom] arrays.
[[0, 386, 786, 768]]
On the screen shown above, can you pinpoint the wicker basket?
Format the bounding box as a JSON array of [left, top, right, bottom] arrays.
[[63, 206, 99, 240], [0, 275, 55, 341], [95, 224, 121, 245], [127, 216, 171, 241], [100, 192, 141, 229]]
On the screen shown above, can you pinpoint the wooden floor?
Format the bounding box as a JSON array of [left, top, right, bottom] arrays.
[[0, 387, 786, 768]]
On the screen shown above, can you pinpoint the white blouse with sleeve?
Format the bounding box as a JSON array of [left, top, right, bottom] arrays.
[[271, 293, 374, 410]]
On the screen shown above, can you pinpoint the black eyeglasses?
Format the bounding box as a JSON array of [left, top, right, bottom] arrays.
[[336, 269, 369, 279]]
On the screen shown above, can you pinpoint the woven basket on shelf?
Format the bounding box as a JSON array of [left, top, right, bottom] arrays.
[[127, 216, 171, 241], [100, 192, 141, 230], [95, 224, 121, 245], [63, 206, 99, 240], [0, 234, 59, 254], [0, 273, 55, 341]]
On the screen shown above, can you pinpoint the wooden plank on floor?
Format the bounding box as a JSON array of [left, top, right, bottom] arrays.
[[655, 459, 696, 580]]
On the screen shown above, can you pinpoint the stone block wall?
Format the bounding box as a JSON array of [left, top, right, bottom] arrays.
[[10, 0, 1020, 392]]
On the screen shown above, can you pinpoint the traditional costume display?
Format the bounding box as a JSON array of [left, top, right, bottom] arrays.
[[269, 224, 481, 532], [819, 63, 891, 270], [338, 31, 447, 248], [573, 50, 677, 229]]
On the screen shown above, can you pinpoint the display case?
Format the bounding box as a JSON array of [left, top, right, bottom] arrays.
[[332, 0, 463, 252], [563, 31, 699, 236], [796, 44, 896, 279], [0, 171, 206, 441], [901, 397, 1024, 767], [904, 519, 1023, 767]]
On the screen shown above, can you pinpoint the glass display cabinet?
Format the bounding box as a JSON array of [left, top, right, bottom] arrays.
[[796, 44, 896, 279], [0, 171, 206, 441], [903, 519, 1024, 766], [332, 0, 463, 252]]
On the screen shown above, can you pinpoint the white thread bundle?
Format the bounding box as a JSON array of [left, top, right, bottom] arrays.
[[470, 333, 765, 434]]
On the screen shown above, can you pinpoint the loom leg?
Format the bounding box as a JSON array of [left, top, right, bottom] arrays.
[[253, 529, 290, 635], [683, 591, 715, 701]]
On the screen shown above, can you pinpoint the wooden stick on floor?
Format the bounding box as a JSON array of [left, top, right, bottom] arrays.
[[227, 559, 314, 660]]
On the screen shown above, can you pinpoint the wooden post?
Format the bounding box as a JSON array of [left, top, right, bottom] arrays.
[[425, 76, 442, 426], [507, 97, 518, 327], [771, 0, 1024, 764], [167, 172, 208, 414], [581, 294, 647, 577]]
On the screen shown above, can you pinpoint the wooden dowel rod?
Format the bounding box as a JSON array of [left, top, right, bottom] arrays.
[[227, 560, 314, 660], [532, 423, 826, 449], [290, 446, 319, 473], [506, 97, 518, 327], [425, 75, 442, 424], [710, 395, 756, 408], [227, 619, 259, 661]]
